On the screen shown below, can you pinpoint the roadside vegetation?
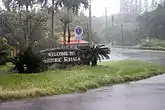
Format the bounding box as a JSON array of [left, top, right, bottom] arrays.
[[138, 38, 165, 50], [1, 0, 165, 102], [0, 60, 165, 101]]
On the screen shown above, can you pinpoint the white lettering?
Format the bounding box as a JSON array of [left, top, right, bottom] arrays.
[[63, 57, 81, 62], [47, 52, 69, 57], [69, 52, 75, 56], [64, 57, 69, 62], [44, 58, 63, 63], [48, 53, 52, 57]]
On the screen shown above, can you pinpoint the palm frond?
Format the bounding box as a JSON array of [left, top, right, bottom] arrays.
[[55, 0, 88, 14], [79, 45, 111, 66]]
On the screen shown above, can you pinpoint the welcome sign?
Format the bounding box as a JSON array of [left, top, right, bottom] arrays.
[[40, 48, 82, 65]]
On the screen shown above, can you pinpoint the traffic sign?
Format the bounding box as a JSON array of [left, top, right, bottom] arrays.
[[76, 35, 83, 40], [75, 26, 83, 36]]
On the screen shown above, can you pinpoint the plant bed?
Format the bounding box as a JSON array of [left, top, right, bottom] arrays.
[[0, 60, 165, 101]]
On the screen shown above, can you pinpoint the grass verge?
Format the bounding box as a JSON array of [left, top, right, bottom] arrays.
[[138, 38, 165, 51], [0, 60, 165, 101]]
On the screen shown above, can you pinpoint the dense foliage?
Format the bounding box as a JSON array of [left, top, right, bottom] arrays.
[[138, 38, 165, 48], [80, 45, 111, 66], [137, 2, 165, 40], [0, 37, 10, 65], [9, 47, 45, 73]]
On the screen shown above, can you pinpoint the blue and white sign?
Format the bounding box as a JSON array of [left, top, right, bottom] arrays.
[[75, 26, 83, 41], [75, 26, 83, 37], [76, 35, 83, 40]]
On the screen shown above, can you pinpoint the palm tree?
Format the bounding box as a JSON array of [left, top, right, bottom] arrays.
[[80, 45, 111, 66], [55, 0, 88, 45], [37, 0, 88, 46], [36, 0, 56, 46], [60, 15, 70, 46], [55, 0, 88, 13]]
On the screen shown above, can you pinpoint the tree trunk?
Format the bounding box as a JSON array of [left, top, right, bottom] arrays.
[[26, 4, 29, 48], [63, 22, 67, 47], [68, 23, 71, 44], [29, 15, 32, 45], [67, 8, 71, 44], [51, 0, 55, 39], [92, 57, 97, 66]]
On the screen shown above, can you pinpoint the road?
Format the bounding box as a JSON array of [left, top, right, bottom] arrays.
[[1, 48, 165, 110], [110, 48, 165, 65]]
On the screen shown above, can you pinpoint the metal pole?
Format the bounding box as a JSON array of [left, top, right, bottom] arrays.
[[112, 16, 114, 26], [120, 13, 124, 46], [121, 22, 124, 46], [105, 7, 108, 29], [105, 7, 108, 44]]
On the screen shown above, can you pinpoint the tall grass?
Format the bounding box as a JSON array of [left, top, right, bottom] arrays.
[[0, 60, 165, 101]]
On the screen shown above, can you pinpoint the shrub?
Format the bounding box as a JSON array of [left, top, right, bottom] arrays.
[[139, 38, 165, 48], [0, 37, 10, 65], [10, 54, 25, 73], [79, 45, 111, 66], [24, 47, 45, 73], [9, 47, 45, 73]]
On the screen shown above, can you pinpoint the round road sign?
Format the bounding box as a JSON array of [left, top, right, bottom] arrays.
[[75, 26, 83, 36]]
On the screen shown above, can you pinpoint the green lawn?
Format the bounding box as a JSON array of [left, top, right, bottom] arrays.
[[0, 60, 165, 101]]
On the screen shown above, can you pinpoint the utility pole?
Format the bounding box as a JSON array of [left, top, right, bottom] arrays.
[[121, 23, 124, 46], [105, 7, 108, 29], [89, 0, 92, 45], [120, 14, 124, 46], [112, 16, 114, 26], [105, 7, 108, 44]]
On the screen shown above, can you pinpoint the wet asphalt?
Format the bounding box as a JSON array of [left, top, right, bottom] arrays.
[[1, 47, 165, 110]]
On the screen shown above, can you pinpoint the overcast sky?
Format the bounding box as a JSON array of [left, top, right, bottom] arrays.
[[91, 0, 120, 16], [85, 0, 160, 17]]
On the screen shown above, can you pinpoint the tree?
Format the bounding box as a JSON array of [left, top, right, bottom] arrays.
[[9, 47, 45, 73], [47, 9, 88, 45], [2, 0, 49, 48], [59, 9, 72, 45], [144, 0, 149, 12], [91, 13, 139, 45], [55, 0, 88, 45], [0, 37, 10, 65], [37, 0, 88, 46], [0, 8, 49, 52], [2, 0, 12, 11], [137, 2, 165, 40], [80, 45, 110, 66], [37, 0, 57, 45]]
